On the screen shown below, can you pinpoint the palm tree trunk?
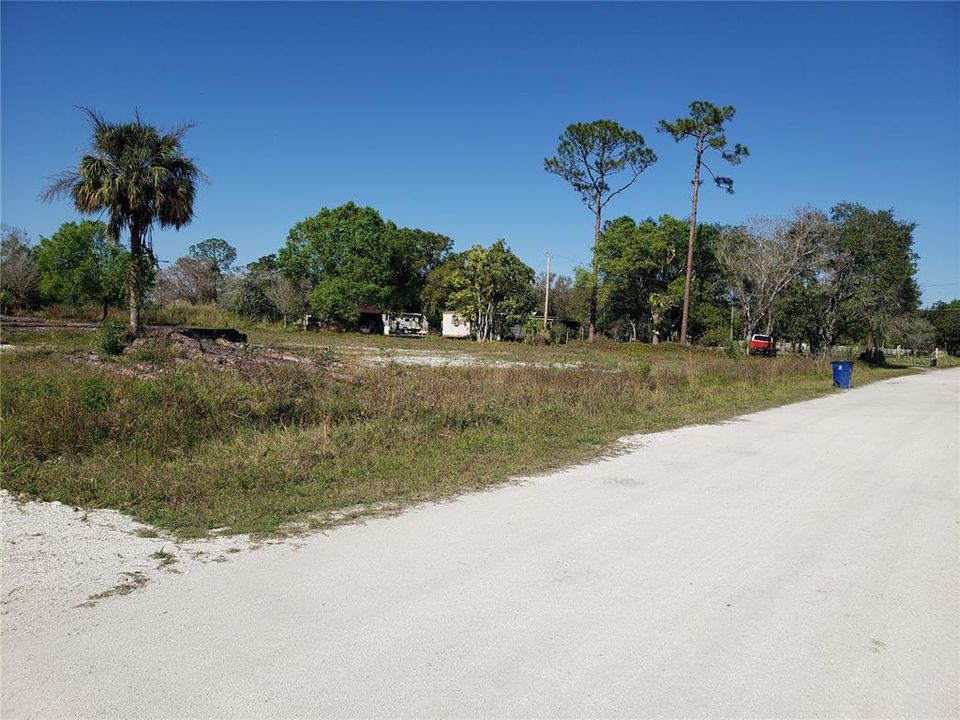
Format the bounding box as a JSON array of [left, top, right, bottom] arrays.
[[128, 223, 143, 334]]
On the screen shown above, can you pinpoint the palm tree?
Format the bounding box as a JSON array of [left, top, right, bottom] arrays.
[[44, 109, 202, 333]]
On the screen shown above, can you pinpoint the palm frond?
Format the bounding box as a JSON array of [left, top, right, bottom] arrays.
[[44, 108, 202, 237], [40, 170, 79, 202]]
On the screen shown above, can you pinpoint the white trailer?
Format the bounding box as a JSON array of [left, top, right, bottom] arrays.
[[441, 311, 471, 338], [383, 312, 429, 337]]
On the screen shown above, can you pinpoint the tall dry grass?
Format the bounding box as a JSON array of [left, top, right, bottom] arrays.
[[1, 346, 904, 536]]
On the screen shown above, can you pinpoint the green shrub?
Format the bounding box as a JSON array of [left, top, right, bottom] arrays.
[[859, 348, 886, 366], [698, 326, 729, 347], [91, 319, 130, 356], [314, 346, 337, 368], [123, 339, 176, 365]]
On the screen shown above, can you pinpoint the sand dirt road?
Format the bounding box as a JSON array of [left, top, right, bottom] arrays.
[[3, 369, 958, 718]]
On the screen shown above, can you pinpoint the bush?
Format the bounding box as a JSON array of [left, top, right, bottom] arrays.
[[142, 301, 239, 328], [91, 319, 131, 356], [698, 326, 729, 348], [522, 318, 572, 345], [123, 338, 177, 365], [858, 348, 886, 366]]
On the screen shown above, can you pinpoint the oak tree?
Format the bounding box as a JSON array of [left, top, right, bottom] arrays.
[[35, 220, 128, 319], [713, 209, 830, 346], [445, 241, 535, 342]]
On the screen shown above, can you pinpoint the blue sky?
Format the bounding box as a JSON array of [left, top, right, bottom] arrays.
[[2, 1, 958, 304]]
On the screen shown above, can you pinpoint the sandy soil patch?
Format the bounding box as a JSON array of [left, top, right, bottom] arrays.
[[0, 490, 256, 637], [354, 347, 581, 369]]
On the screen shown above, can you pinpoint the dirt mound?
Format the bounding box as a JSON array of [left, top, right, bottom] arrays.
[[134, 327, 322, 370], [67, 327, 335, 379]]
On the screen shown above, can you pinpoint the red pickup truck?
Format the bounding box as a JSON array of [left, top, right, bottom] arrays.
[[748, 334, 776, 357]]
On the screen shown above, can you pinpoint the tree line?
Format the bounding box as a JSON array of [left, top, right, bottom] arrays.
[[0, 105, 952, 355], [5, 197, 948, 355]]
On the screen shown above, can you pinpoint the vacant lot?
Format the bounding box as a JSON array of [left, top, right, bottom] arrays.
[[1, 326, 910, 536], [4, 369, 956, 718]]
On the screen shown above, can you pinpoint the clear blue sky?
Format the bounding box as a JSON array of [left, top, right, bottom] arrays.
[[2, 1, 958, 304]]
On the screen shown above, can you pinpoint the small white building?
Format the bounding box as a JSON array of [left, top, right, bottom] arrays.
[[442, 311, 471, 338]]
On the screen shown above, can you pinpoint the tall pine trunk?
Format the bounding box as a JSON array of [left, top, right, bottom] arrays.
[[680, 147, 702, 344], [589, 204, 601, 342]]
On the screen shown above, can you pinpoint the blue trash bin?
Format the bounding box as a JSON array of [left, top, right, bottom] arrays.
[[831, 361, 853, 389]]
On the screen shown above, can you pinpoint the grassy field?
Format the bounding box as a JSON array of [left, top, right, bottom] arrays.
[[883, 352, 959, 369], [1, 327, 914, 537]]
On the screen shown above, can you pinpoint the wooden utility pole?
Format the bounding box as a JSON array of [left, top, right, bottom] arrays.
[[543, 251, 551, 330]]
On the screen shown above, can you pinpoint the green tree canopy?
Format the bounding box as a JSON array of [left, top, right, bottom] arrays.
[[189, 238, 237, 274], [658, 101, 749, 194], [246, 254, 279, 274], [830, 203, 920, 350], [222, 271, 276, 321], [596, 215, 727, 342], [444, 240, 535, 341], [222, 254, 309, 323], [421, 252, 465, 326], [597, 215, 685, 341], [533, 272, 589, 328], [276, 202, 451, 326], [34, 220, 128, 318], [923, 300, 960, 353], [768, 204, 922, 356]]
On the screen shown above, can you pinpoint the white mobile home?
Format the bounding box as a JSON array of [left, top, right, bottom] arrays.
[[441, 312, 471, 338]]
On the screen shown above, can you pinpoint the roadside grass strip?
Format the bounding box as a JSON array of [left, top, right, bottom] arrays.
[[1, 338, 909, 537]]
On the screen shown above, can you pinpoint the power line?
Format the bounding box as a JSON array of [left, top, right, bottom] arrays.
[[552, 253, 590, 267]]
